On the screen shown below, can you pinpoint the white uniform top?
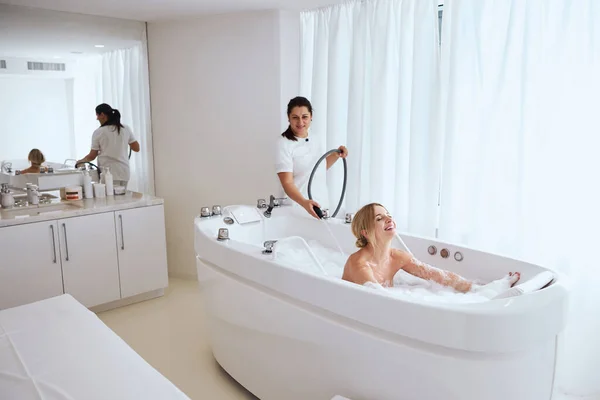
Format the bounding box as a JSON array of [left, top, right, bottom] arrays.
[[274, 134, 329, 210], [91, 124, 137, 181]]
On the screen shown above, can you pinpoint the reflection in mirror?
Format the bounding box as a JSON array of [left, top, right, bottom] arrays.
[[0, 4, 155, 194]]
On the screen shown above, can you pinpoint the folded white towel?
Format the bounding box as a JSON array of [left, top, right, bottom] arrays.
[[492, 271, 555, 300]]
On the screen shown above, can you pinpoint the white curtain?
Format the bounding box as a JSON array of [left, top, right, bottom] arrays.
[[96, 41, 155, 195], [300, 0, 441, 235], [439, 0, 600, 398], [72, 33, 155, 194], [73, 55, 103, 161]]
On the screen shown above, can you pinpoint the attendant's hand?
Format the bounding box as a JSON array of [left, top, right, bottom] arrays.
[[301, 198, 322, 219], [337, 145, 348, 158]]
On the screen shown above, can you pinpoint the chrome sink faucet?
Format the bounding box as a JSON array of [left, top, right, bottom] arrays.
[[262, 195, 287, 218], [1, 161, 12, 174], [3, 184, 27, 194]]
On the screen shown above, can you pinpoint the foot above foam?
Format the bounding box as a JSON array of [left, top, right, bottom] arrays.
[[492, 271, 555, 300]]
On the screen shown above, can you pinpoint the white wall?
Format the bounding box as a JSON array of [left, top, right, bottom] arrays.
[[0, 76, 73, 167], [279, 11, 300, 129], [148, 10, 300, 278]]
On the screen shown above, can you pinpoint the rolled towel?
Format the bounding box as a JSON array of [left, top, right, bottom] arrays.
[[492, 271, 555, 300]]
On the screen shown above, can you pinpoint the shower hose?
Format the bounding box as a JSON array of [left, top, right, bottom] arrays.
[[307, 149, 347, 219]]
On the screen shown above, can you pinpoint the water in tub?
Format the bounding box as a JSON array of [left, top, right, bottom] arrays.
[[273, 239, 499, 304]]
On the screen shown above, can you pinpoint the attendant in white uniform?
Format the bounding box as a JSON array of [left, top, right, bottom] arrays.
[[275, 96, 348, 219], [77, 103, 140, 189]]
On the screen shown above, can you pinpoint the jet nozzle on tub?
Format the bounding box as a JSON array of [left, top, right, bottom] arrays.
[[217, 228, 230, 241], [263, 240, 278, 254]]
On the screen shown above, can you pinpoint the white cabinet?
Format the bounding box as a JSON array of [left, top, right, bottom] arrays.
[[0, 220, 64, 310], [58, 212, 121, 308], [0, 203, 168, 311], [115, 205, 168, 299]]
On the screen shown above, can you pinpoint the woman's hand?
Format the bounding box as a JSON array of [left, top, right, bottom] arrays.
[[327, 145, 349, 169], [301, 198, 322, 219]]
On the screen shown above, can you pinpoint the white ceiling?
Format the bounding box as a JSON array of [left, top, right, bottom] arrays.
[[0, 4, 146, 59], [0, 0, 441, 60], [0, 0, 343, 22]]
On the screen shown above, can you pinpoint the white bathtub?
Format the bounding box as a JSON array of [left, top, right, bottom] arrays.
[[194, 204, 569, 400]]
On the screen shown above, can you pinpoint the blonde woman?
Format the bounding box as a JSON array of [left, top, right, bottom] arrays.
[[342, 203, 521, 295], [18, 149, 45, 174]]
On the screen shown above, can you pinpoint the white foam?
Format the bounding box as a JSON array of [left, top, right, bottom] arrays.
[[273, 239, 346, 278], [272, 238, 494, 304], [385, 279, 491, 304]]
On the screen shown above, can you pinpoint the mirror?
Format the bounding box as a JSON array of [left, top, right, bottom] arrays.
[[0, 4, 153, 193]]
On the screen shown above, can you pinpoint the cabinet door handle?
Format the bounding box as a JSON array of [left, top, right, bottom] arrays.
[[119, 214, 125, 250], [50, 225, 57, 263], [62, 223, 70, 261]]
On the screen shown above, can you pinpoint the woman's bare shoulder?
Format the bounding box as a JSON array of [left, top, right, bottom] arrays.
[[343, 249, 375, 283], [391, 248, 413, 264], [343, 249, 367, 274], [345, 249, 370, 267]]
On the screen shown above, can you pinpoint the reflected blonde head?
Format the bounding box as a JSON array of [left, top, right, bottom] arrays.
[[28, 149, 45, 165]]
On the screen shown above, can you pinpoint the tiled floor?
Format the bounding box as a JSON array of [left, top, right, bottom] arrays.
[[98, 278, 257, 400], [98, 278, 586, 400]]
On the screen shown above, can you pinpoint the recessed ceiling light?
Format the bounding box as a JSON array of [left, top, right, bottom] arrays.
[[95, 44, 105, 48]]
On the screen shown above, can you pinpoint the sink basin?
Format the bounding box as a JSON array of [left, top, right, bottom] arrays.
[[2, 202, 81, 218], [13, 193, 58, 201]]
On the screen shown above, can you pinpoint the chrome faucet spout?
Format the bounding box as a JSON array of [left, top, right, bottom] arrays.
[[262, 195, 287, 218], [263, 195, 275, 218]]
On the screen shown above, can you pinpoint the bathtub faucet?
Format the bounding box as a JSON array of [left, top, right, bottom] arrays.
[[263, 195, 286, 218]]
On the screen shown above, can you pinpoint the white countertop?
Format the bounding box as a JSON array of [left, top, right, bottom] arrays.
[[0, 191, 164, 227]]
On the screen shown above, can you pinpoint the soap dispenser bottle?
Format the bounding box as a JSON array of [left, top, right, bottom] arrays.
[[104, 166, 114, 196], [1, 184, 14, 209], [83, 170, 93, 199], [26, 183, 33, 203], [29, 185, 39, 205]]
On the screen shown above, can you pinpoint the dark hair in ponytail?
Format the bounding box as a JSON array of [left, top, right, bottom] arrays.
[[281, 96, 313, 141], [96, 103, 124, 134]]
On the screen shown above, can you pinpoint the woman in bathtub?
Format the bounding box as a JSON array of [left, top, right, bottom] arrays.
[[342, 203, 520, 296]]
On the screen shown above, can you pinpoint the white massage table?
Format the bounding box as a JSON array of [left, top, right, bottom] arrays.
[[0, 294, 190, 400]]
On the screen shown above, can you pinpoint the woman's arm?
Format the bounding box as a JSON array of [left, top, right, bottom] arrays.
[[77, 149, 99, 166], [129, 141, 140, 152], [326, 145, 348, 170], [397, 250, 473, 293], [277, 172, 320, 219]]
